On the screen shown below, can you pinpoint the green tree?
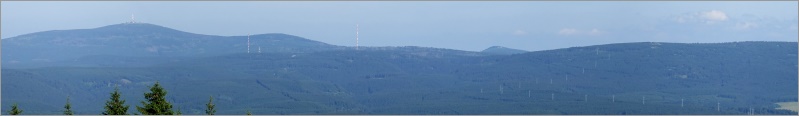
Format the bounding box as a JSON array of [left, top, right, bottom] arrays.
[[205, 96, 216, 115], [8, 103, 22, 115], [176, 106, 182, 115], [136, 81, 174, 115], [246, 109, 252, 115], [64, 96, 74, 115], [103, 87, 130, 115]]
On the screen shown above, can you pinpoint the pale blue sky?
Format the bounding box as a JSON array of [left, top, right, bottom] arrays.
[[2, 1, 797, 51]]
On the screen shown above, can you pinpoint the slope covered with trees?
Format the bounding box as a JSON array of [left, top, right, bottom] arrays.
[[2, 41, 796, 114], [1, 23, 796, 115]]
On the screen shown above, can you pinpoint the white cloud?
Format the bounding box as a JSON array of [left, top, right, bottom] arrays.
[[672, 10, 729, 24], [734, 22, 758, 30], [588, 28, 602, 35], [558, 28, 579, 35], [701, 10, 728, 23], [557, 28, 603, 36], [513, 30, 527, 35], [676, 17, 687, 23]]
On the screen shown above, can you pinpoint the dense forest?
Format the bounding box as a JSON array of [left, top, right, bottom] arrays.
[[2, 23, 796, 115]]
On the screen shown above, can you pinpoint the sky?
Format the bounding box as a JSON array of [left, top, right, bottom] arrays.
[[2, 1, 797, 52]]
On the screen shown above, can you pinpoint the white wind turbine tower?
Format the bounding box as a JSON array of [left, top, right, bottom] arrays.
[[643, 96, 646, 104], [499, 85, 504, 94], [356, 24, 359, 50], [528, 90, 531, 97], [247, 34, 251, 53], [594, 61, 597, 68], [584, 94, 588, 102]]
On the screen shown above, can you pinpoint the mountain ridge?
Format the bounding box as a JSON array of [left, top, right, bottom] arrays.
[[2, 41, 796, 114], [481, 46, 527, 55], [1, 23, 346, 67]]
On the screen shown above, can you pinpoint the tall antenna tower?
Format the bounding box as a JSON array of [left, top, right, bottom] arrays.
[[247, 34, 251, 53], [356, 24, 359, 50]]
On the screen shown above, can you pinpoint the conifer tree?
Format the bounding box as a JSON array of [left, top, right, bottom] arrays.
[[103, 86, 130, 115], [176, 106, 182, 115], [8, 103, 22, 115], [64, 96, 74, 115], [246, 109, 252, 115], [136, 81, 174, 115], [205, 96, 216, 115]]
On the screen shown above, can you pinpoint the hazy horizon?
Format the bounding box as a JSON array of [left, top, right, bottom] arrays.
[[2, 1, 797, 51]]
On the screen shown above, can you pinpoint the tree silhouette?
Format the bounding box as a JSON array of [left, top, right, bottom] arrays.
[[103, 86, 129, 115], [136, 81, 174, 115], [64, 96, 74, 115], [206, 96, 216, 115], [8, 103, 22, 115]]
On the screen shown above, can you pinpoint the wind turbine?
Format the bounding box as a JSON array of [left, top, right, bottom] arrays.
[[356, 24, 359, 50], [584, 94, 588, 102], [131, 14, 135, 23], [499, 85, 503, 94], [247, 34, 251, 53]]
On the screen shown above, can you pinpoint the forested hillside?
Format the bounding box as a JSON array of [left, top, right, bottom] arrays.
[[3, 40, 796, 114], [3, 23, 796, 115]]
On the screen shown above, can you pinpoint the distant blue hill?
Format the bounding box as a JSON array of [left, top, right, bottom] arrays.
[[1, 23, 797, 115], [481, 46, 527, 55], [1, 23, 345, 68]]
